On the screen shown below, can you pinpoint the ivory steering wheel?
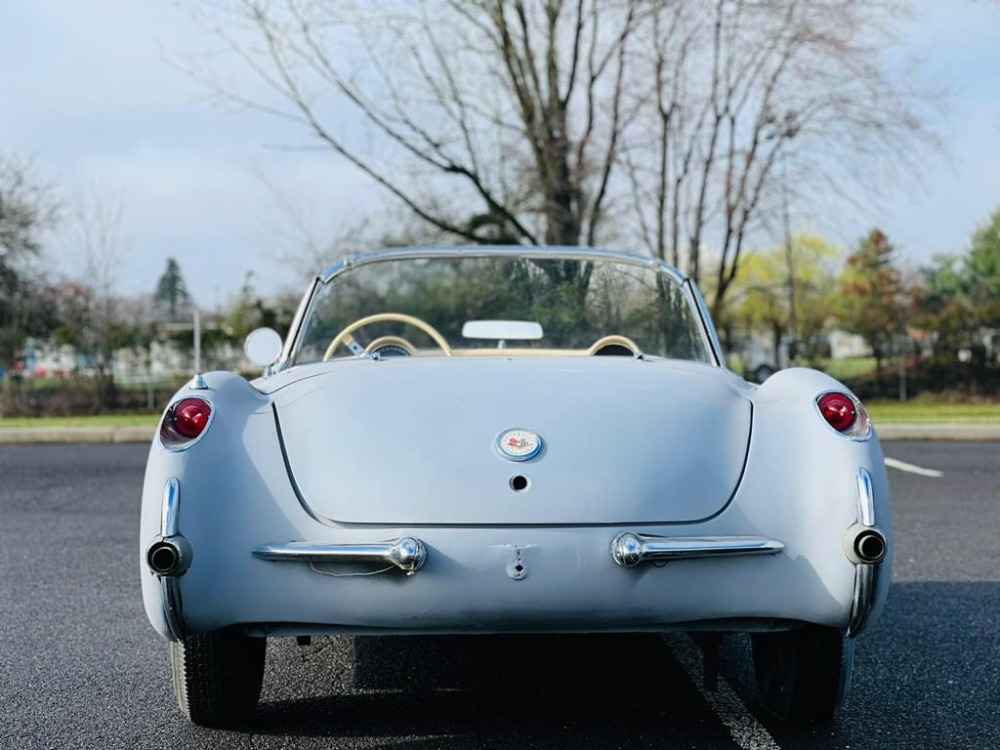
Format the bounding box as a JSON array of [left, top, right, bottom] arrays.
[[322, 312, 453, 361], [587, 334, 642, 356]]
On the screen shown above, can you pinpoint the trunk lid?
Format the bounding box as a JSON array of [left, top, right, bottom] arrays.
[[272, 358, 751, 525]]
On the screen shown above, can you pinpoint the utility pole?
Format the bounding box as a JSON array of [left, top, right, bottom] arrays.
[[193, 307, 202, 374]]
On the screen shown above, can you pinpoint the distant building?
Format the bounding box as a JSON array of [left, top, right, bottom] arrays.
[[828, 330, 868, 360], [22, 339, 79, 378]]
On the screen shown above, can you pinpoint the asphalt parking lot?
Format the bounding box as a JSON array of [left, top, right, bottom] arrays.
[[1, 442, 997, 749]]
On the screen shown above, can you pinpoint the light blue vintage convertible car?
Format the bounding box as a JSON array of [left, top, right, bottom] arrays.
[[140, 246, 891, 726]]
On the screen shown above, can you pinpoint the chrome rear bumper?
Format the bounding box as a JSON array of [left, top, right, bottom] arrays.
[[251, 533, 785, 576], [253, 537, 427, 575], [610, 533, 784, 567], [177, 522, 851, 634]]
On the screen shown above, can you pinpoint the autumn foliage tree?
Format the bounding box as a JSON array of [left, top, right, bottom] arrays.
[[724, 233, 839, 366], [839, 229, 905, 383]]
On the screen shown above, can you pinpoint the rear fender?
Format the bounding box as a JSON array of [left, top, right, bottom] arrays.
[[738, 368, 892, 631]]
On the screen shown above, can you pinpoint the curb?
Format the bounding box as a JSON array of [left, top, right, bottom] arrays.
[[875, 424, 1000, 442], [0, 424, 998, 445]]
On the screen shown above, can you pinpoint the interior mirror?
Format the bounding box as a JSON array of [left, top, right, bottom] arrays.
[[244, 327, 283, 367], [462, 320, 543, 341]]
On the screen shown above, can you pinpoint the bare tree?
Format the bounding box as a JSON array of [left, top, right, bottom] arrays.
[[0, 156, 59, 369], [184, 0, 641, 273], [1, 156, 58, 261], [254, 166, 374, 279], [623, 0, 937, 316], [65, 188, 131, 407], [184, 0, 936, 312], [258, 168, 468, 281]]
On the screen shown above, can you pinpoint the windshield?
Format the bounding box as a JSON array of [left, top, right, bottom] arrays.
[[292, 254, 713, 365]]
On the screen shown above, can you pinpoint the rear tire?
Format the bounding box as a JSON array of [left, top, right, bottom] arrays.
[[751, 625, 853, 724], [171, 629, 266, 727]]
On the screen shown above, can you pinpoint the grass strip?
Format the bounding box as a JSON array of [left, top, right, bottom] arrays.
[[0, 415, 159, 429], [866, 401, 1000, 424]]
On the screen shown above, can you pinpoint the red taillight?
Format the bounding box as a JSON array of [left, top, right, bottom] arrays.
[[174, 399, 211, 438], [817, 391, 870, 438], [818, 392, 856, 432], [160, 397, 212, 449]]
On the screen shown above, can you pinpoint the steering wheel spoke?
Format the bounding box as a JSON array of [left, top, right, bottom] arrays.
[[342, 333, 370, 358]]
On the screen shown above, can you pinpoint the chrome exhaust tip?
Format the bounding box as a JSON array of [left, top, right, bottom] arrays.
[[145, 535, 193, 577], [854, 529, 887, 563], [843, 525, 887, 565]]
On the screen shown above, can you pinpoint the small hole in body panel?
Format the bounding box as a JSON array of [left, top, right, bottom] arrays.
[[510, 475, 529, 491]]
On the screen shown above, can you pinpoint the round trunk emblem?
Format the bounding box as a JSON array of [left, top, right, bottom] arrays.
[[496, 428, 542, 461]]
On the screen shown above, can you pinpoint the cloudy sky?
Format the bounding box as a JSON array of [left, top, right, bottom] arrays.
[[2, 0, 999, 308]]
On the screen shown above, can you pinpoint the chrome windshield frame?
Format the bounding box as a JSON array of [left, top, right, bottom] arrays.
[[276, 274, 321, 372], [273, 246, 723, 372]]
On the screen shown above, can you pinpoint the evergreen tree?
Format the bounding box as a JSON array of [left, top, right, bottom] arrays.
[[966, 208, 1000, 331], [154, 258, 190, 322]]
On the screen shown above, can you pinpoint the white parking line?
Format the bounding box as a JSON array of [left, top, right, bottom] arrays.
[[884, 457, 944, 478], [663, 634, 781, 750]]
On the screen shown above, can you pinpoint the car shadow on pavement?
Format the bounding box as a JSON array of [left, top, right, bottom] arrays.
[[218, 582, 1000, 749], [245, 633, 734, 748]]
